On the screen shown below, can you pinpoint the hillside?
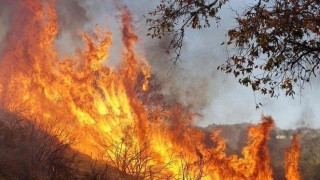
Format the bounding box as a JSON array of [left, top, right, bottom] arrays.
[[203, 123, 320, 180], [1, 109, 319, 179], [0, 110, 131, 180]]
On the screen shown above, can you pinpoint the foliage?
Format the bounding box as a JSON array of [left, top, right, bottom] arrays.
[[147, 0, 227, 64], [147, 0, 320, 102], [1, 109, 320, 179], [0, 110, 130, 180], [101, 125, 173, 180], [221, 0, 320, 99], [0, 111, 79, 179], [299, 130, 320, 180]]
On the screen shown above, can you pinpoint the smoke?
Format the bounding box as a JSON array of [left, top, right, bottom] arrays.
[[117, 0, 245, 124], [0, 0, 89, 58], [111, 0, 220, 116], [116, 0, 320, 129], [55, 0, 90, 57], [0, 1, 11, 59], [1, 0, 319, 129], [53, 0, 221, 123]]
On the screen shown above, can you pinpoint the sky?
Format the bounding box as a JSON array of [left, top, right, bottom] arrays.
[[1, 0, 319, 129], [107, 0, 320, 129]]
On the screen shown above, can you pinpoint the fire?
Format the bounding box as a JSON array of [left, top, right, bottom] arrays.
[[285, 134, 301, 180], [0, 0, 300, 179]]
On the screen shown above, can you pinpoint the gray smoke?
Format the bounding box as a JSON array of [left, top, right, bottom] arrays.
[[55, 0, 90, 57], [0, 1, 11, 59], [116, 0, 320, 129], [1, 0, 319, 129]]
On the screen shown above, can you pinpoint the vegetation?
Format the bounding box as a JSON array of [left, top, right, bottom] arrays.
[[204, 123, 320, 180], [0, 109, 319, 179], [0, 110, 124, 180], [0, 111, 78, 179], [147, 0, 320, 103]]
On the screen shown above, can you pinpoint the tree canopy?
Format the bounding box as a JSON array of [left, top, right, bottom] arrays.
[[147, 0, 320, 105]]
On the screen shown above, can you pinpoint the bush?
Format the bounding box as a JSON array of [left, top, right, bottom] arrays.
[[0, 110, 79, 179]]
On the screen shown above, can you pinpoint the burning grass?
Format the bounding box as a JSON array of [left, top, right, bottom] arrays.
[[0, 0, 301, 179]]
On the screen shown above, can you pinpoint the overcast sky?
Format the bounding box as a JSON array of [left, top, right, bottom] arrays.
[[1, 0, 319, 129]]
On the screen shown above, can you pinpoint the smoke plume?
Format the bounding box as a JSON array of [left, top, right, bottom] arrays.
[[1, 0, 319, 129]]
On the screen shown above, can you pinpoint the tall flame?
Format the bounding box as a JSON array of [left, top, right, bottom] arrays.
[[285, 134, 301, 180], [0, 0, 300, 179]]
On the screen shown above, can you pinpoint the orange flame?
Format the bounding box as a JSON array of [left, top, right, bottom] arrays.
[[285, 134, 300, 180], [0, 0, 300, 179]]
